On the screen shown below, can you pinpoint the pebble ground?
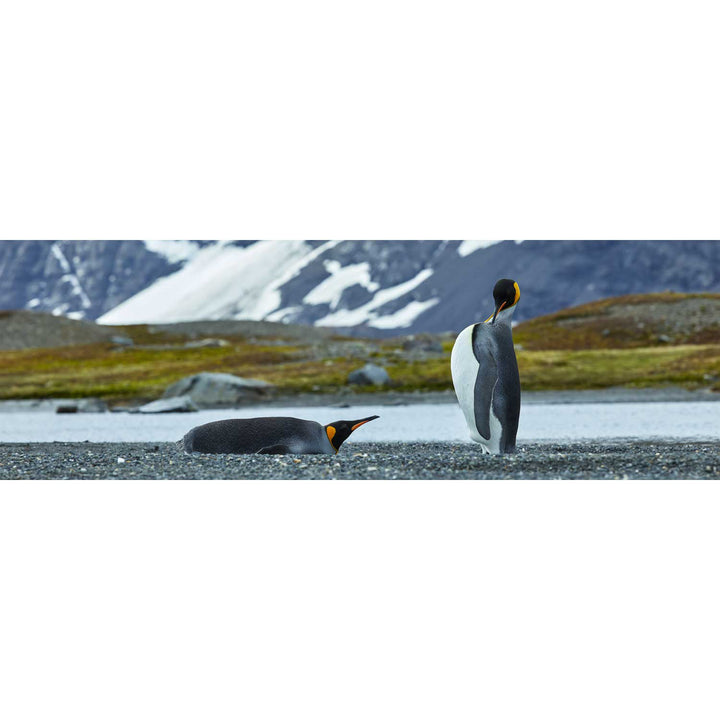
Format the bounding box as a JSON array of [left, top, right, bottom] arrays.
[[1, 441, 718, 480]]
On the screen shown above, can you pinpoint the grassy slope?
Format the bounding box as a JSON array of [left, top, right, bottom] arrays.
[[513, 292, 720, 349], [0, 293, 719, 403]]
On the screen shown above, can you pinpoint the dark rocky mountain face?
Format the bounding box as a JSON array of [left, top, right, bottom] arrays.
[[0, 240, 718, 335], [0, 241, 183, 319], [267, 240, 720, 334], [271, 240, 450, 325], [408, 240, 720, 332]]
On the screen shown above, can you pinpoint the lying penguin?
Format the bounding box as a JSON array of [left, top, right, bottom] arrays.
[[181, 414, 379, 455], [450, 278, 521, 454]]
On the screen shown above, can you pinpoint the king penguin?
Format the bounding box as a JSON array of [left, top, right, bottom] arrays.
[[450, 278, 521, 454], [181, 414, 380, 455]]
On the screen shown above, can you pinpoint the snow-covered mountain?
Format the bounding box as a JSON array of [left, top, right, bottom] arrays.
[[1, 240, 718, 336], [97, 240, 450, 330]]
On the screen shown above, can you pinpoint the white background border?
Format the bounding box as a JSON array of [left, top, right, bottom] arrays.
[[1, 1, 719, 240]]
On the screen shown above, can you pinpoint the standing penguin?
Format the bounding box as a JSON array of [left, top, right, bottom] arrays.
[[450, 278, 521, 454], [181, 415, 379, 455]]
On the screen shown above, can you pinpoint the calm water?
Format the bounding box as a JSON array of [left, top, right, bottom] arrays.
[[0, 402, 718, 443]]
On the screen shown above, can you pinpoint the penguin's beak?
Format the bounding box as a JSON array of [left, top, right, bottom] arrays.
[[492, 301, 507, 324], [350, 415, 380, 432]]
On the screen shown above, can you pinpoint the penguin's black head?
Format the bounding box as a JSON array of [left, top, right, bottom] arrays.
[[325, 415, 379, 452], [491, 278, 521, 323]]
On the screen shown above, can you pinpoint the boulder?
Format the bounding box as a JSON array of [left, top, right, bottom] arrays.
[[55, 404, 78, 414], [135, 396, 198, 414], [78, 398, 109, 413], [184, 338, 230, 349], [347, 363, 390, 387], [402, 335, 444, 354], [53, 398, 108, 414], [163, 372, 274, 407], [110, 335, 134, 346]]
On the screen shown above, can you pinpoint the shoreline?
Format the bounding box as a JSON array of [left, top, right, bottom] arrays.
[[1, 386, 718, 414]]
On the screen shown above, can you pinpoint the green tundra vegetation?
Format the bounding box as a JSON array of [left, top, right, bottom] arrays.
[[0, 292, 718, 404]]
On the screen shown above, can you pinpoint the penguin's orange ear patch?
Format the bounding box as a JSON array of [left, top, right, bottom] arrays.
[[326, 426, 336, 443], [513, 282, 521, 305]]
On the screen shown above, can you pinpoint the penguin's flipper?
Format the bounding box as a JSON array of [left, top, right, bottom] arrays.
[[471, 326, 498, 441], [256, 444, 293, 455]]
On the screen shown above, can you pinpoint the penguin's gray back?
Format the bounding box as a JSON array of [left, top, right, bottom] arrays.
[[451, 321, 520, 453], [182, 416, 334, 455]]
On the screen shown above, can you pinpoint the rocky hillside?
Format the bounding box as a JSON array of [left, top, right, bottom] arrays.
[[6, 291, 719, 353], [0, 310, 122, 350]]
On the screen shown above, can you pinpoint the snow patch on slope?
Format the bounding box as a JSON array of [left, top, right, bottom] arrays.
[[98, 241, 338, 325], [315, 268, 434, 328], [368, 298, 440, 329], [304, 261, 379, 310], [51, 242, 92, 310], [457, 240, 504, 257], [143, 240, 203, 264], [246, 241, 341, 320], [51, 242, 72, 272]]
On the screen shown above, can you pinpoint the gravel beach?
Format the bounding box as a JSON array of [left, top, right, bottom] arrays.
[[1, 440, 718, 480]]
